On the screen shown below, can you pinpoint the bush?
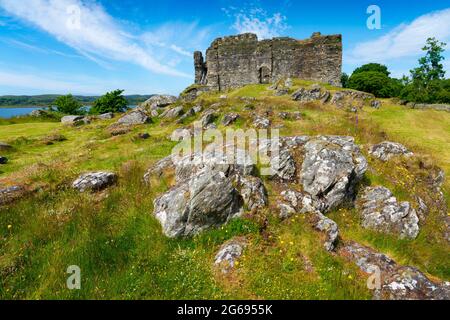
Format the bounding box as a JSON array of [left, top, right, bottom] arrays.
[[348, 71, 402, 98], [54, 94, 84, 115], [90, 90, 128, 114], [341, 73, 349, 88]]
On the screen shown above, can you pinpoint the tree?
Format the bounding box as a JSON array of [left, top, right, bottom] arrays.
[[352, 63, 390, 77], [348, 71, 402, 98], [54, 94, 84, 115], [90, 89, 128, 114], [411, 37, 446, 84], [341, 73, 349, 88]]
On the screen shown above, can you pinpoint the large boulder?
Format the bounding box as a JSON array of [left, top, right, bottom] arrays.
[[61, 115, 89, 126], [72, 172, 118, 192], [160, 106, 184, 119], [300, 136, 368, 211], [340, 241, 450, 300], [357, 186, 419, 239], [117, 109, 150, 125], [141, 95, 177, 110], [153, 167, 244, 237], [252, 115, 271, 129], [369, 141, 413, 161], [214, 237, 247, 273], [97, 112, 114, 120]]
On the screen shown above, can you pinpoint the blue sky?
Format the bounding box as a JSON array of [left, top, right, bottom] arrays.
[[0, 0, 449, 96]]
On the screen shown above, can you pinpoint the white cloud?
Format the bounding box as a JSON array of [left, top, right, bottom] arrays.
[[348, 8, 450, 64], [0, 0, 191, 78], [228, 7, 289, 39]]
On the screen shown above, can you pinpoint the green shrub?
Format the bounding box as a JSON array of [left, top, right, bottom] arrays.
[[352, 63, 390, 77], [54, 94, 84, 115]]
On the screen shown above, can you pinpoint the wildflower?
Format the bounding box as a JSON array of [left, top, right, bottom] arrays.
[[7, 225, 12, 230]]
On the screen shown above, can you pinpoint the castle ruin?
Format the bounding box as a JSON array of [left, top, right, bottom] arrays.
[[194, 32, 343, 91]]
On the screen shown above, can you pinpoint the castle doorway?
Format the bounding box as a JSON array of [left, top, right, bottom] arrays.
[[259, 66, 271, 84]]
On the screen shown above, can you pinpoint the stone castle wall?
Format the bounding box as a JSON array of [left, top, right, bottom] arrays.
[[194, 32, 342, 91]]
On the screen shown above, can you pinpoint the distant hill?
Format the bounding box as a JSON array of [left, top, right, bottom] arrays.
[[0, 94, 154, 107]]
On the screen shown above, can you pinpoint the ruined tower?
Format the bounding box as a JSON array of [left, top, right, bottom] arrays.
[[194, 32, 342, 91]]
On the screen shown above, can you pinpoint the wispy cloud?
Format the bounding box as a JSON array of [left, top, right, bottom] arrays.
[[224, 6, 289, 39], [0, 0, 191, 78], [348, 8, 450, 64]]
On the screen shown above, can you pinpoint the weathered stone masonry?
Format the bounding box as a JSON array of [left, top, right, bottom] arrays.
[[194, 32, 343, 91]]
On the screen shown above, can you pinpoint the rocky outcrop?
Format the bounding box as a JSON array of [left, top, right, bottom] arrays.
[[196, 32, 342, 90], [357, 186, 419, 239], [407, 102, 450, 112], [369, 141, 413, 161], [200, 109, 217, 128], [153, 167, 244, 237], [214, 237, 247, 273], [150, 146, 269, 237], [340, 241, 450, 300], [311, 211, 339, 251], [61, 115, 89, 126], [141, 95, 177, 110], [252, 115, 271, 129], [97, 112, 114, 120], [117, 109, 150, 125], [72, 172, 118, 192], [300, 136, 368, 211], [160, 106, 184, 119], [235, 175, 268, 211], [107, 124, 132, 136]]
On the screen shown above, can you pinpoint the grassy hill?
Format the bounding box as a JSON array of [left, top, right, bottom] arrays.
[[0, 80, 448, 299]]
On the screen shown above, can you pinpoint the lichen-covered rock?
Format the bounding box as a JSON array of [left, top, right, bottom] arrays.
[[292, 85, 330, 103], [214, 237, 247, 273], [0, 156, 7, 164], [222, 113, 240, 126], [369, 141, 413, 161], [117, 109, 150, 125], [310, 211, 339, 251], [340, 241, 450, 300], [72, 172, 118, 192], [357, 186, 420, 239], [30, 109, 49, 117], [153, 167, 244, 237], [159, 106, 184, 119], [252, 115, 271, 129], [300, 136, 368, 211], [270, 148, 296, 181], [235, 175, 268, 211], [141, 95, 177, 110], [61, 115, 89, 126], [98, 112, 114, 120]]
